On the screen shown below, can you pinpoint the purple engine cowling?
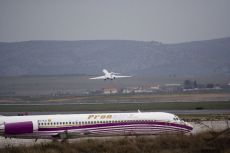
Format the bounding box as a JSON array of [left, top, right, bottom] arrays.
[[5, 121, 33, 135]]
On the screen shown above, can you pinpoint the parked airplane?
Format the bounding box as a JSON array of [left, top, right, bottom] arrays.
[[0, 112, 193, 140], [90, 69, 132, 80]]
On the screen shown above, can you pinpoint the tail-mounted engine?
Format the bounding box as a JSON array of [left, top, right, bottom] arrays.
[[3, 121, 38, 135]]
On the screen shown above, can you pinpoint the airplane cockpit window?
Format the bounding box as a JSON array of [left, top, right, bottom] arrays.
[[173, 115, 181, 121], [173, 117, 180, 121]]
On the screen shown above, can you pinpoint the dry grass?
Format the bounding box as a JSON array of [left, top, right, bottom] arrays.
[[1, 131, 230, 153]]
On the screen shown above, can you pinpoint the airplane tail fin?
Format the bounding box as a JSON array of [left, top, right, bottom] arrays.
[[102, 69, 109, 75]]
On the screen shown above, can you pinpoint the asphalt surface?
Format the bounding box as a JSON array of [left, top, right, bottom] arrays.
[[1, 109, 230, 116]]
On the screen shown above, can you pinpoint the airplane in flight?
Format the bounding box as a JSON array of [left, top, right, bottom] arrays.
[[0, 111, 193, 140], [90, 69, 132, 80]]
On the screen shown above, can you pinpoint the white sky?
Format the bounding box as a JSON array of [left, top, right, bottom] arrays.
[[0, 0, 230, 43]]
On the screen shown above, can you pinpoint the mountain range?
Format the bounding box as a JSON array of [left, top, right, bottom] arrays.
[[0, 38, 230, 77]]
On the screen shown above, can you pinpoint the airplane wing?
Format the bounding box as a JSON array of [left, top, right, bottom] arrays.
[[114, 75, 132, 78], [89, 76, 106, 80]]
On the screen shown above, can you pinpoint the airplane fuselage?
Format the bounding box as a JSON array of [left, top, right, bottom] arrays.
[[105, 73, 115, 80], [0, 112, 193, 139]]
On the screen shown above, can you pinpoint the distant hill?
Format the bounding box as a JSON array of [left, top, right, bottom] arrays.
[[0, 38, 230, 77]]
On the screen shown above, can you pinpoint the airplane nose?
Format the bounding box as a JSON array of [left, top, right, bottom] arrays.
[[185, 122, 193, 131]]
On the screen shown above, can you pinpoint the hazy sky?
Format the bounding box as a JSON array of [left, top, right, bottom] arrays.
[[0, 0, 230, 43]]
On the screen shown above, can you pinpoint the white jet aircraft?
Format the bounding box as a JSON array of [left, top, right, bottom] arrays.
[[90, 69, 132, 80], [0, 111, 193, 140]]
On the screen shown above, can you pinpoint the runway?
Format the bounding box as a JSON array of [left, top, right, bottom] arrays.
[[1, 109, 230, 116]]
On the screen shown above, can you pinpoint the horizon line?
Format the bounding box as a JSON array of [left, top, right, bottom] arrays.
[[0, 36, 230, 44]]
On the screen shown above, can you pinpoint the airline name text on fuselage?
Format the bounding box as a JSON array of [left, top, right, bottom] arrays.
[[88, 114, 112, 119]]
